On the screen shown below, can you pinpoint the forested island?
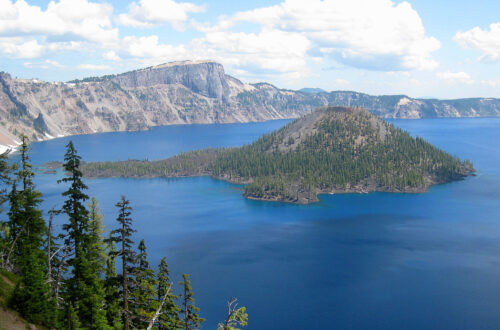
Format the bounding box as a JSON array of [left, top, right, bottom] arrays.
[[81, 106, 475, 204]]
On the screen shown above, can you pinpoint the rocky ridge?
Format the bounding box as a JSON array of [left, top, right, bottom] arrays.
[[1, 60, 499, 149]]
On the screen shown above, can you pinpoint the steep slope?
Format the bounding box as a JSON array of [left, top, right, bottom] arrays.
[[1, 60, 499, 148], [81, 107, 474, 204], [0, 269, 40, 329]]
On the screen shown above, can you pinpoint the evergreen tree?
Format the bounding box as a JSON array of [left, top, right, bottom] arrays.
[[83, 197, 109, 329], [0, 146, 14, 217], [7, 135, 53, 326], [217, 298, 248, 330], [104, 236, 123, 328], [131, 239, 157, 328], [107, 195, 137, 330], [157, 257, 181, 329], [180, 274, 204, 330], [59, 141, 108, 328]]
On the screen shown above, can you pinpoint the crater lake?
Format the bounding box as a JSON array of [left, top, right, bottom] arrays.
[[20, 117, 500, 329]]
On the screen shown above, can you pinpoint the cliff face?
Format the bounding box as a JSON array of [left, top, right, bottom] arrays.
[[0, 60, 499, 147]]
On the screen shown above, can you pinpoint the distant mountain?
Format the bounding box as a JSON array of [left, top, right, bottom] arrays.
[[1, 60, 499, 147], [81, 106, 474, 204], [298, 87, 327, 94]]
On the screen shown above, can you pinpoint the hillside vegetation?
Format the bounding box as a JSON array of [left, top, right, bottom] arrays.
[[82, 107, 474, 204]]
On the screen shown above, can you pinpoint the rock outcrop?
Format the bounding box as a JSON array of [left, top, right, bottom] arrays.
[[0, 60, 499, 147]]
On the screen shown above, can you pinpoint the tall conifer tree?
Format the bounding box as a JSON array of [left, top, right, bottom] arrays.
[[131, 239, 157, 328], [8, 136, 53, 326], [59, 141, 107, 328], [180, 274, 204, 330], [107, 195, 136, 330], [104, 235, 123, 328], [157, 256, 181, 329]]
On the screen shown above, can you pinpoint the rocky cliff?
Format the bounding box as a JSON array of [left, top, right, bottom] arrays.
[[1, 60, 499, 148]]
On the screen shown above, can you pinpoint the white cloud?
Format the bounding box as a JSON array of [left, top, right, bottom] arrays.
[[117, 0, 204, 31], [77, 64, 111, 71], [0, 0, 117, 58], [0, 0, 18, 20], [205, 0, 440, 71], [120, 35, 190, 59], [0, 37, 81, 58], [103, 50, 120, 61], [436, 71, 474, 84], [24, 59, 65, 69], [454, 23, 500, 62], [200, 29, 310, 74], [1, 38, 43, 58]]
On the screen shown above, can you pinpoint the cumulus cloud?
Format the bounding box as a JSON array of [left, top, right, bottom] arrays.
[[201, 0, 440, 71], [120, 35, 190, 59], [102, 50, 120, 61], [117, 0, 204, 30], [454, 23, 500, 62], [0, 0, 117, 58], [0, 37, 80, 58], [200, 29, 310, 74], [436, 71, 474, 84]]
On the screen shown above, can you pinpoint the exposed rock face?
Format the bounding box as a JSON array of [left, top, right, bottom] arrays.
[[110, 61, 232, 100], [0, 60, 499, 146]]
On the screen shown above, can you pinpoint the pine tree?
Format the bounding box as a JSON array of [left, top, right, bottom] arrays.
[[107, 195, 137, 330], [59, 141, 108, 328], [157, 257, 181, 329], [180, 274, 204, 330], [7, 135, 53, 326], [0, 145, 14, 215], [217, 298, 248, 330], [84, 197, 109, 329], [131, 239, 157, 328], [59, 141, 89, 315], [104, 236, 123, 329]]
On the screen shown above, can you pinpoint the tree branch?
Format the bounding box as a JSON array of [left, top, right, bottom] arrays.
[[147, 282, 173, 330]]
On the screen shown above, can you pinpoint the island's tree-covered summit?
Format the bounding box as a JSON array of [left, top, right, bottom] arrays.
[[82, 107, 474, 204]]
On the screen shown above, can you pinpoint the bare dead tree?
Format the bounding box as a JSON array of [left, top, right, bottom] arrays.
[[224, 298, 238, 329], [53, 244, 69, 307], [3, 217, 30, 271], [218, 297, 248, 330]]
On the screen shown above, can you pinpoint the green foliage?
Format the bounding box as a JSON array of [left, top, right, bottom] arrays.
[[211, 108, 471, 199], [81, 107, 473, 203], [107, 196, 137, 330], [0, 148, 15, 215], [157, 257, 181, 329], [131, 239, 157, 328], [59, 141, 108, 328], [217, 298, 248, 330], [1, 140, 247, 329], [104, 236, 123, 328], [180, 273, 205, 330], [6, 136, 53, 326]]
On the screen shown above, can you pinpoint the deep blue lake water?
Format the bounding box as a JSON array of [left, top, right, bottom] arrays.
[[21, 118, 500, 329]]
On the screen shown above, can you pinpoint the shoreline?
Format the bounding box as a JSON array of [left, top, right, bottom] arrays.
[[78, 170, 474, 205]]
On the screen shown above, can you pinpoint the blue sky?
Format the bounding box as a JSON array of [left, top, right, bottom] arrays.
[[0, 0, 499, 99]]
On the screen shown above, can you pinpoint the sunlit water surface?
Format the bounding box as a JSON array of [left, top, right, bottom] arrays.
[[18, 118, 500, 329]]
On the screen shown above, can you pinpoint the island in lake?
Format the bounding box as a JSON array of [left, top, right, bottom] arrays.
[[80, 106, 475, 204]]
